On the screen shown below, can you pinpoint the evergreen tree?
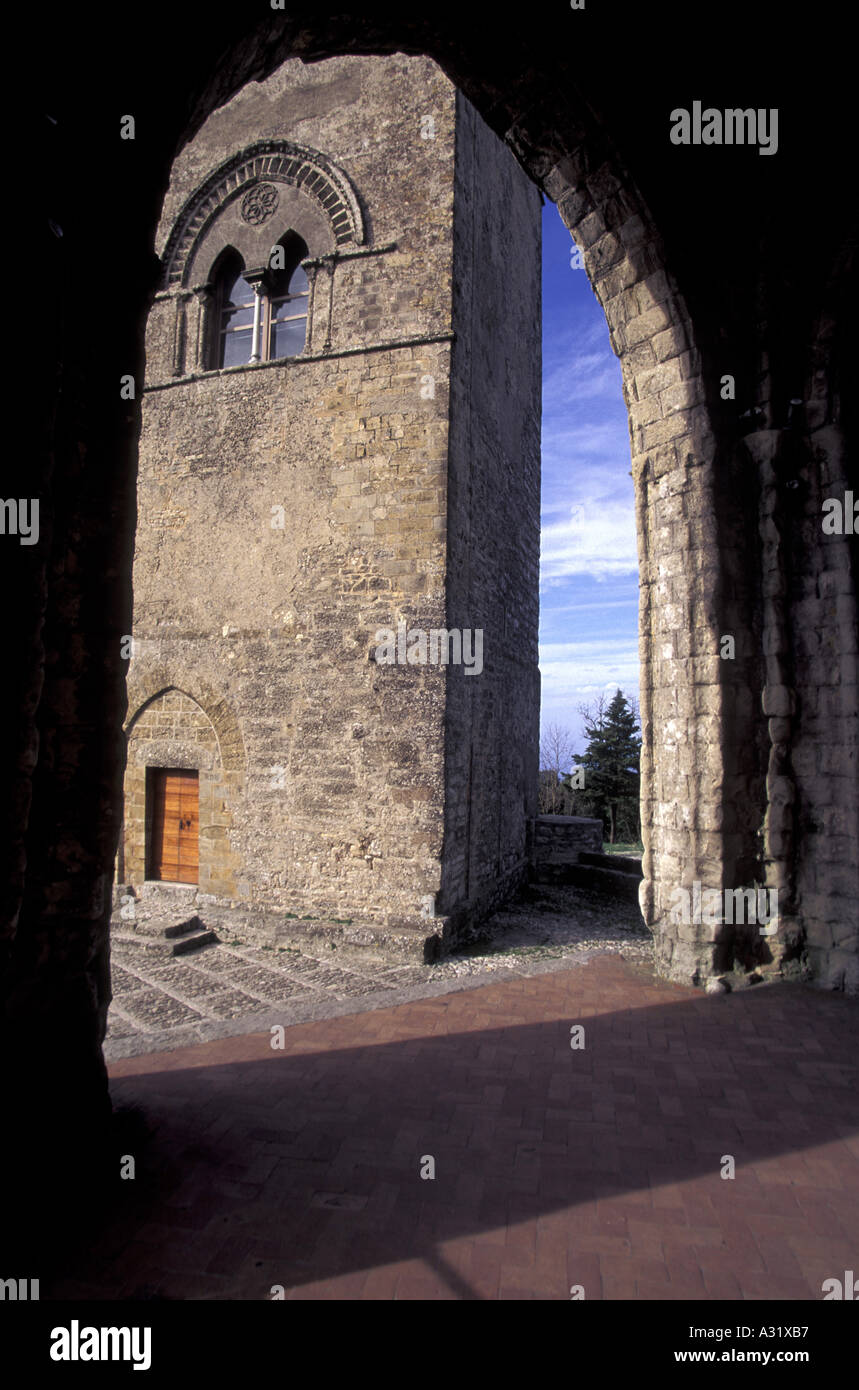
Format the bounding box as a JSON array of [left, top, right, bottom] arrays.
[[575, 689, 641, 844]]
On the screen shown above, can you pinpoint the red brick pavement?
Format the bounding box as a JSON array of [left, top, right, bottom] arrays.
[[45, 956, 859, 1300]]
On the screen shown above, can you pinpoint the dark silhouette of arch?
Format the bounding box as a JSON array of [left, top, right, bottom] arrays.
[[9, 6, 856, 1264]]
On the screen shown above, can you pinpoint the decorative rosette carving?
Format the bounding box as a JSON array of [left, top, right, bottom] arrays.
[[240, 183, 279, 225]]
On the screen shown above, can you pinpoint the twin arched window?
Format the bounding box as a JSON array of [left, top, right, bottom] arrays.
[[211, 233, 310, 369]]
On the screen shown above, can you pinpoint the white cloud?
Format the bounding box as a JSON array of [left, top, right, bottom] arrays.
[[540, 335, 635, 585], [540, 500, 638, 582], [542, 350, 623, 414], [539, 634, 640, 745], [540, 637, 640, 687], [542, 420, 630, 474]]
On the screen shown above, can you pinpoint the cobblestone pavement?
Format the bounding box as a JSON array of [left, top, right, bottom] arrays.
[[105, 883, 653, 1060]]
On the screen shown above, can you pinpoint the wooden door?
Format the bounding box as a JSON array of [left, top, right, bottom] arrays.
[[149, 769, 199, 884]]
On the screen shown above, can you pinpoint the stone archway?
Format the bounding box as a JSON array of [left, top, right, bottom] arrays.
[[120, 684, 245, 899], [8, 7, 857, 1217], [143, 40, 740, 989], [121, 22, 824, 996], [126, 674, 248, 774], [538, 156, 730, 988]]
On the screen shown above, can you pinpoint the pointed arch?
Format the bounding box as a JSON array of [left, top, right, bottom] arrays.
[[160, 139, 366, 289], [126, 679, 246, 772], [205, 242, 246, 288]]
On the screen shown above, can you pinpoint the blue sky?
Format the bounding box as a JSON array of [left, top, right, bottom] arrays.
[[539, 201, 640, 756]]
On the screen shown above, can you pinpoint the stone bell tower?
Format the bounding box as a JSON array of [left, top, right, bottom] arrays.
[[117, 52, 542, 957]]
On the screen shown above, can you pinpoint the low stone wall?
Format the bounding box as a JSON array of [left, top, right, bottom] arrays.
[[533, 815, 603, 880]]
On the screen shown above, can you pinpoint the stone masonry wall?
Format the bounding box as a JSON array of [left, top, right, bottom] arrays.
[[439, 91, 542, 932]]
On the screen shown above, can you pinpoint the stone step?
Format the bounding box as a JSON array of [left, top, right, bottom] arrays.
[[117, 913, 203, 940], [161, 915, 205, 939], [533, 861, 642, 901], [114, 882, 198, 912], [567, 863, 643, 901], [272, 915, 443, 963], [111, 921, 218, 957], [169, 926, 218, 955], [579, 851, 643, 877]]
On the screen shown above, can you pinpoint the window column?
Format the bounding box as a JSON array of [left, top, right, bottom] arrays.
[[243, 267, 268, 365], [191, 284, 214, 373], [170, 294, 190, 378], [303, 260, 319, 354]]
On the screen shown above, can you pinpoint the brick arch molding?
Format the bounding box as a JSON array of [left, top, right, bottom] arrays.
[[160, 139, 366, 289]]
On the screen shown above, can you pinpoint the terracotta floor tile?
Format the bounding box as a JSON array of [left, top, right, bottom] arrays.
[[30, 957, 857, 1302]]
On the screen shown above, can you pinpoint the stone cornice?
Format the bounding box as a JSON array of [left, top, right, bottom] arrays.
[[142, 330, 455, 393]]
